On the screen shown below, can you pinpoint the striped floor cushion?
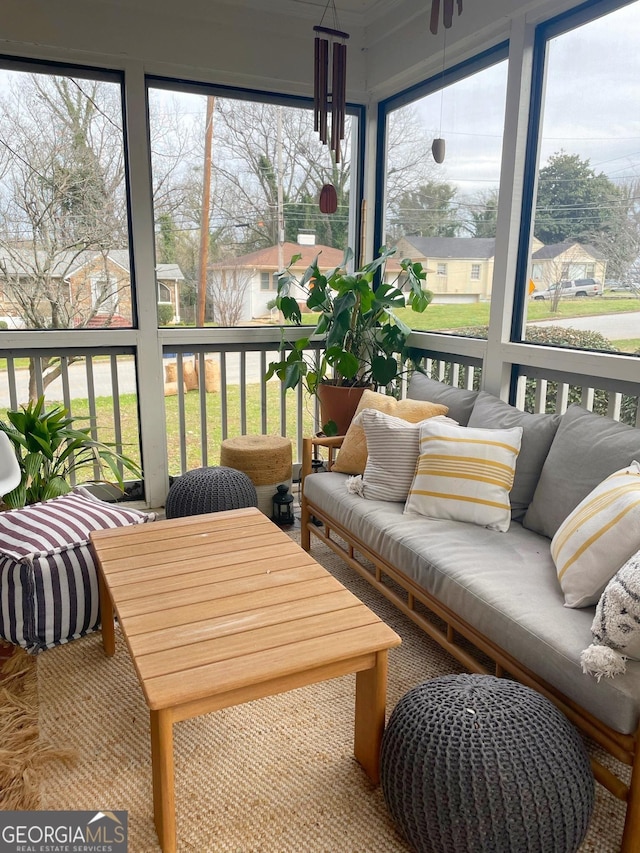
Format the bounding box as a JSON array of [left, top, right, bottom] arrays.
[[0, 490, 156, 653]]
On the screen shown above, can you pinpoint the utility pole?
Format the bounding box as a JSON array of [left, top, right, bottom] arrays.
[[197, 95, 215, 326]]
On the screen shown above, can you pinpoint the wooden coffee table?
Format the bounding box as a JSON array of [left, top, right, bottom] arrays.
[[90, 507, 401, 853]]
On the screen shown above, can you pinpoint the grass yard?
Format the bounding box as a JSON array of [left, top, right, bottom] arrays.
[[299, 296, 640, 332], [18, 383, 317, 483]]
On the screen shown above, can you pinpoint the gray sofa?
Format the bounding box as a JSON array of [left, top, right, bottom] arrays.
[[300, 374, 640, 853]]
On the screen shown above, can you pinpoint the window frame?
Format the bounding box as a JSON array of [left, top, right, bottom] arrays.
[[511, 0, 636, 344]]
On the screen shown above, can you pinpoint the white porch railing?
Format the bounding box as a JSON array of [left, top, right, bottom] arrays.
[[0, 332, 638, 504]]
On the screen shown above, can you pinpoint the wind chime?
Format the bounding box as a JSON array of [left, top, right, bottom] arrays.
[[429, 0, 463, 34], [429, 0, 464, 164], [313, 0, 349, 174]]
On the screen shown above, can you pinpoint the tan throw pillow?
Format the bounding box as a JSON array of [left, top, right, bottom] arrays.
[[331, 389, 448, 475]]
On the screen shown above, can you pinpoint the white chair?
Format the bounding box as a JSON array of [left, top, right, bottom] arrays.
[[0, 431, 22, 498]]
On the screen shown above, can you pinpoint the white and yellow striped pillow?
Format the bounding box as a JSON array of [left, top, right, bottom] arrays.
[[404, 418, 523, 532], [551, 461, 640, 608]]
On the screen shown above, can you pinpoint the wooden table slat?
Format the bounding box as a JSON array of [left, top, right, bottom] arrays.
[[115, 563, 329, 617], [96, 527, 292, 569], [144, 622, 400, 710], [135, 606, 377, 681], [121, 575, 346, 636], [102, 539, 305, 584], [128, 588, 361, 656], [106, 551, 319, 599]]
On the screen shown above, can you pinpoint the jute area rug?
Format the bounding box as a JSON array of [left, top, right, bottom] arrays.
[[11, 532, 629, 851]]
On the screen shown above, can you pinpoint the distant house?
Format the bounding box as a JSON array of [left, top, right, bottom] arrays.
[[395, 236, 496, 303], [395, 236, 607, 302], [0, 248, 184, 328], [529, 240, 606, 291], [211, 239, 346, 322]]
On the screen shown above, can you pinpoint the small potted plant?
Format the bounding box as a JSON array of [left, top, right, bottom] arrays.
[[0, 396, 142, 508], [265, 245, 432, 434]]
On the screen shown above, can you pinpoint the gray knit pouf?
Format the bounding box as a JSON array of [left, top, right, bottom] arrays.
[[381, 674, 594, 853], [165, 466, 258, 518]]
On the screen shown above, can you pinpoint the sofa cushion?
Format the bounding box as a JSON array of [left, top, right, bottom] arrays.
[[524, 404, 640, 539], [0, 492, 156, 653], [357, 409, 425, 501], [406, 373, 478, 426], [468, 391, 560, 521], [303, 471, 640, 735], [551, 462, 640, 608], [405, 418, 523, 533], [332, 389, 447, 475]]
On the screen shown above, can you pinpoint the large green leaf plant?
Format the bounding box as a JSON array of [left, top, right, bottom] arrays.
[[0, 396, 142, 509], [265, 245, 432, 397]]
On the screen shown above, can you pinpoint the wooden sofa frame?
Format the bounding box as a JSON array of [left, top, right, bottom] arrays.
[[301, 435, 640, 853]]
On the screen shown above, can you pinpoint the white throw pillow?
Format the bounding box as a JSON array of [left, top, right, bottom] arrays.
[[357, 409, 429, 501], [551, 461, 640, 608], [404, 418, 523, 532], [581, 549, 640, 681]]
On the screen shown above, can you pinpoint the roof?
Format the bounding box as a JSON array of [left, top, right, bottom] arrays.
[[211, 242, 347, 272], [531, 241, 604, 260], [399, 237, 496, 260], [0, 248, 184, 280]]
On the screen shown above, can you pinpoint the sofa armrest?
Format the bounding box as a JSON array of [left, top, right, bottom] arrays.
[[301, 435, 345, 481]]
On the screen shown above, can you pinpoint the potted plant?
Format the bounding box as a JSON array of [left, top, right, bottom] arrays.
[[0, 396, 142, 508], [265, 245, 432, 434]]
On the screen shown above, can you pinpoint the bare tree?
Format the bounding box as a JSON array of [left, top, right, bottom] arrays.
[[209, 261, 253, 326], [0, 71, 129, 397]]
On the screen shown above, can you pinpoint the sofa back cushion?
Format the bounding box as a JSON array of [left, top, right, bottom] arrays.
[[523, 404, 640, 539], [407, 373, 478, 426], [468, 391, 560, 521]]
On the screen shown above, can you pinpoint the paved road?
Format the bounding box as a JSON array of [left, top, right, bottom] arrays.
[[528, 311, 640, 339], [0, 353, 269, 408]]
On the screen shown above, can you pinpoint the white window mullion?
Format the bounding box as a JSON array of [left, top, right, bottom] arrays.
[[123, 62, 169, 509]]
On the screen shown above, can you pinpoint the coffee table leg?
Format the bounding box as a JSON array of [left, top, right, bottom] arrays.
[[151, 709, 176, 853], [98, 569, 116, 657], [354, 649, 388, 784]]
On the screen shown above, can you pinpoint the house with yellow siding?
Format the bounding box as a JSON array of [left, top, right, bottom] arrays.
[[395, 236, 496, 303]]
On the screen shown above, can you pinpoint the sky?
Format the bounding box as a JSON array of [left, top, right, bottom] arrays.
[[399, 0, 640, 199]]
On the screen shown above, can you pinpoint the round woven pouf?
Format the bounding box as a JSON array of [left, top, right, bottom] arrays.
[[165, 466, 258, 518], [381, 674, 594, 853], [220, 435, 292, 518]]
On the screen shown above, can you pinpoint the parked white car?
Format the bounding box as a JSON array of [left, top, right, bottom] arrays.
[[531, 279, 602, 300]]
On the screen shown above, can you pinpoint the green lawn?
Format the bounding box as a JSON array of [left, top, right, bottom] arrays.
[[299, 296, 640, 332], [28, 384, 316, 481]]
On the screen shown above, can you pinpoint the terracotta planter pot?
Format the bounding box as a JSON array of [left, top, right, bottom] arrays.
[[316, 383, 369, 435]]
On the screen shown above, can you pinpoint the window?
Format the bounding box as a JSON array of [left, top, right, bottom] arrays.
[[158, 282, 171, 302], [380, 49, 508, 334], [520, 1, 640, 357], [91, 276, 118, 313], [0, 64, 132, 330], [148, 81, 361, 327]]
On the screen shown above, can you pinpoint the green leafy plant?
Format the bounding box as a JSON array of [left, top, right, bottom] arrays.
[[0, 396, 142, 508], [265, 245, 432, 396]]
